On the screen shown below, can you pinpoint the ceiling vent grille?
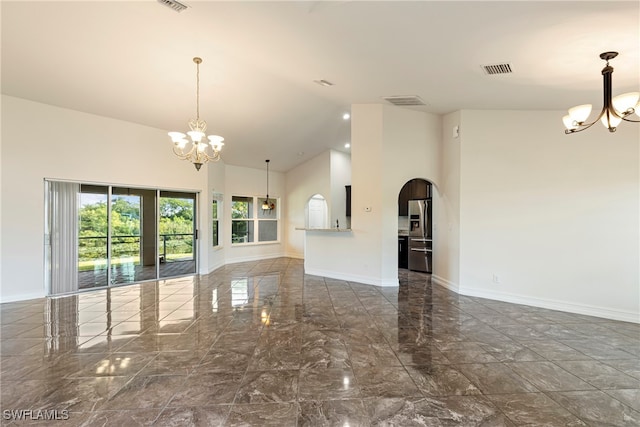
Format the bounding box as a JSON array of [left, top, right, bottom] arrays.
[[313, 79, 334, 87], [382, 95, 426, 106], [482, 63, 513, 75], [157, 0, 189, 13]]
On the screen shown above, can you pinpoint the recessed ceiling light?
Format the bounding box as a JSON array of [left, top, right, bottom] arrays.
[[343, 113, 350, 120], [313, 79, 334, 87], [344, 143, 351, 148]]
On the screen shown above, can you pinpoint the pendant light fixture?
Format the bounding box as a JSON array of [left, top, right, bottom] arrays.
[[168, 57, 224, 170], [262, 160, 274, 213], [563, 52, 640, 134]]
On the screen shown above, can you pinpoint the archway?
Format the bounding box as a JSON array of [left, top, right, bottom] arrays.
[[305, 194, 328, 229], [398, 179, 433, 274]]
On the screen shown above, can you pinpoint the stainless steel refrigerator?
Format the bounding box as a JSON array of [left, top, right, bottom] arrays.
[[408, 199, 432, 273]]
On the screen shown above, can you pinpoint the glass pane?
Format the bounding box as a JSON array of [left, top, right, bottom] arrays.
[[258, 220, 277, 242], [232, 220, 254, 243], [258, 198, 277, 219], [212, 221, 219, 247], [110, 189, 142, 285], [159, 192, 196, 278], [232, 196, 253, 219], [78, 185, 109, 289], [212, 199, 219, 247]]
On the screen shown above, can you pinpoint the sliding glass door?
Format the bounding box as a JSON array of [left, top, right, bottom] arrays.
[[47, 180, 198, 295], [78, 185, 109, 289], [159, 192, 196, 278], [110, 187, 157, 285]]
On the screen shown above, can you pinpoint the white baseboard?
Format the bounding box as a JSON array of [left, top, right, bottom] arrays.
[[427, 275, 638, 323], [459, 286, 640, 324], [224, 252, 286, 265], [284, 251, 304, 259], [206, 259, 226, 274], [304, 267, 398, 287], [431, 275, 459, 292]]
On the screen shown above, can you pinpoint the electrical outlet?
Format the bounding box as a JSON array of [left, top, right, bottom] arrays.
[[492, 274, 500, 284]]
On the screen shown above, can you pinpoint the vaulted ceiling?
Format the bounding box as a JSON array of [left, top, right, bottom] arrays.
[[2, 1, 638, 172]]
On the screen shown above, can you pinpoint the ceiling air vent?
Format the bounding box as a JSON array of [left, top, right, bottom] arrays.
[[313, 79, 334, 87], [157, 0, 189, 13], [482, 63, 513, 75], [382, 95, 426, 106]]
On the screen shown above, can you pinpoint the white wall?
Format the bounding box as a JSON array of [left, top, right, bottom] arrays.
[[208, 161, 226, 272], [432, 111, 461, 291], [1, 95, 210, 302], [223, 164, 286, 263], [458, 110, 639, 322], [304, 104, 442, 285], [284, 151, 331, 258], [330, 150, 352, 229], [380, 106, 441, 280]]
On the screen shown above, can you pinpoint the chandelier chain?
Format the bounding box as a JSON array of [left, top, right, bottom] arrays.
[[167, 56, 224, 171], [195, 60, 200, 120]]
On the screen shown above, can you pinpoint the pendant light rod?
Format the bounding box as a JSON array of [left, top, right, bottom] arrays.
[[262, 160, 272, 211], [194, 57, 201, 120], [563, 51, 640, 134]]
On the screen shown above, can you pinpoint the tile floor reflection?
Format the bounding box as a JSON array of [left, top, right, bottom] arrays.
[[1, 257, 639, 426]]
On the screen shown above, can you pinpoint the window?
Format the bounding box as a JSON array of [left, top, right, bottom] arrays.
[[257, 198, 278, 242], [212, 193, 222, 247], [231, 196, 279, 245]]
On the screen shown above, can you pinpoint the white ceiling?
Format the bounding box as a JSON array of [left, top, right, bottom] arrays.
[[2, 0, 639, 172]]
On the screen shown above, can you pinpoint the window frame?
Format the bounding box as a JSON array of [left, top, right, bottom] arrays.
[[212, 193, 222, 248], [231, 195, 280, 246]]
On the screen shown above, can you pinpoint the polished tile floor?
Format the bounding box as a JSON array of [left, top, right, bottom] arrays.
[[1, 257, 639, 426]]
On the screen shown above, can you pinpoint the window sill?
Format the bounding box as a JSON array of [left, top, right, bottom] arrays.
[[231, 240, 280, 247]]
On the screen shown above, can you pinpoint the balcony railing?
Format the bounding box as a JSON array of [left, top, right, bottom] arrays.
[[159, 233, 194, 263], [78, 233, 194, 268]]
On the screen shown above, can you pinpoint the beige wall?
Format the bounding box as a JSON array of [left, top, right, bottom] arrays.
[[284, 150, 331, 258], [330, 150, 352, 230], [458, 110, 639, 321], [223, 164, 286, 264], [1, 95, 209, 302], [304, 104, 442, 285], [207, 160, 226, 272], [432, 111, 461, 290], [3, 95, 638, 322]]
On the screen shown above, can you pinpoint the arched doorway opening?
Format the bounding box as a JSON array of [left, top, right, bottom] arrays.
[[305, 194, 328, 229], [398, 179, 433, 273]]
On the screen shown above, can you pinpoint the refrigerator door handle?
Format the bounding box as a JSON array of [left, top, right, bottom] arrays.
[[423, 200, 427, 238]]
